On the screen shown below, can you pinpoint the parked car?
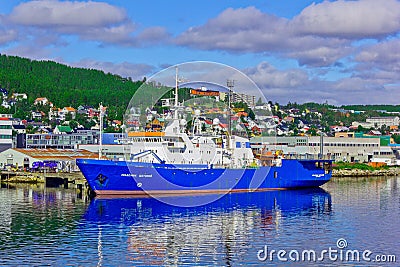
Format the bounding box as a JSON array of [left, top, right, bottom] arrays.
[[31, 161, 58, 172]]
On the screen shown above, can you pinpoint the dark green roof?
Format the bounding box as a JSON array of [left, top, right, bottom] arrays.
[[56, 125, 73, 133]]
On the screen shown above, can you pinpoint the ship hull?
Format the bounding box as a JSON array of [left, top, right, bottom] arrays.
[[76, 159, 332, 196]]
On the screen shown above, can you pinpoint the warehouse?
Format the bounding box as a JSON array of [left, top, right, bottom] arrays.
[[251, 136, 393, 163], [0, 148, 99, 171]]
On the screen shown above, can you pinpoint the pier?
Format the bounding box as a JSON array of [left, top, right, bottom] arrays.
[[0, 171, 89, 193]]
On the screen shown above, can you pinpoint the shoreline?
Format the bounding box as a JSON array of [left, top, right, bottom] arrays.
[[332, 167, 400, 177], [1, 168, 399, 184], [0, 171, 86, 184]]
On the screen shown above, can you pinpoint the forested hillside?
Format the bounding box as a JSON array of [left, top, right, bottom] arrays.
[[0, 54, 142, 119], [342, 105, 400, 113]]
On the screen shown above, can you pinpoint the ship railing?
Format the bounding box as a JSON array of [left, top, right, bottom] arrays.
[[282, 154, 335, 161]]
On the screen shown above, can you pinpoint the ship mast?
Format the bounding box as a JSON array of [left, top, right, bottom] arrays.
[[226, 80, 234, 150], [226, 80, 234, 137], [174, 67, 179, 120], [98, 103, 103, 160]]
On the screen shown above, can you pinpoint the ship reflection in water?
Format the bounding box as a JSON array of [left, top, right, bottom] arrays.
[[83, 189, 332, 266]]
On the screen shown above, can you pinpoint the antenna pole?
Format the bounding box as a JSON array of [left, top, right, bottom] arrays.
[[226, 80, 234, 137], [99, 103, 103, 160], [319, 132, 323, 159], [174, 67, 179, 120]]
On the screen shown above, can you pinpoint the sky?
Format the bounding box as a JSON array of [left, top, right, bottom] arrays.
[[0, 0, 400, 106]]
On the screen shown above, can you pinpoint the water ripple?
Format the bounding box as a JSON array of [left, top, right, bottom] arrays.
[[0, 178, 399, 266]]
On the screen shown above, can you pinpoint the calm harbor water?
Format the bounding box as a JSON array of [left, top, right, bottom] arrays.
[[0, 177, 399, 266]]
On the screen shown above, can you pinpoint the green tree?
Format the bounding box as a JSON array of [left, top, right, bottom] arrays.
[[0, 54, 142, 120], [26, 124, 35, 134], [104, 126, 116, 133], [13, 99, 31, 119], [65, 112, 73, 121], [69, 120, 79, 130], [392, 134, 400, 144]]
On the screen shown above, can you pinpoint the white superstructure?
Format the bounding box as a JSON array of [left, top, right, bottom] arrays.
[[124, 118, 255, 168]]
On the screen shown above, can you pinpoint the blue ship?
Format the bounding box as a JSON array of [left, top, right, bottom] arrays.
[[76, 158, 332, 196]]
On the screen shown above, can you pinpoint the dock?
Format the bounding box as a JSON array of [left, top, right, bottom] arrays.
[[0, 171, 89, 193]]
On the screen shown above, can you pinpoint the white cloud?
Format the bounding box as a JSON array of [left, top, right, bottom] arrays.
[[176, 1, 400, 67], [5, 0, 169, 46], [175, 6, 350, 67], [9, 0, 127, 27], [70, 59, 155, 80], [176, 7, 289, 53], [293, 0, 400, 38], [330, 76, 400, 104], [79, 22, 137, 44], [355, 39, 400, 71], [3, 26, 70, 59], [0, 15, 17, 44], [5, 44, 52, 59], [242, 62, 332, 104], [288, 42, 353, 67], [136, 26, 171, 45], [245, 62, 310, 89], [0, 28, 17, 45], [240, 61, 400, 105]]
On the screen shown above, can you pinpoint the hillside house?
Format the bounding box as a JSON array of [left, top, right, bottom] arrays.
[[34, 97, 52, 106]]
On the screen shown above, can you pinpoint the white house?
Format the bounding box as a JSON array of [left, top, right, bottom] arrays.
[[49, 107, 76, 121], [62, 107, 76, 120], [254, 103, 272, 111], [31, 111, 43, 120], [12, 93, 27, 100], [34, 97, 50, 106], [0, 114, 12, 119], [366, 116, 400, 128]]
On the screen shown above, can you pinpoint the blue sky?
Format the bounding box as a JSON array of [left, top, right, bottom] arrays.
[[1, 0, 400, 105]]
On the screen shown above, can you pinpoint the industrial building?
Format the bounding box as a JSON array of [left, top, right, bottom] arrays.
[[26, 130, 99, 149], [0, 118, 13, 152], [353, 116, 400, 129], [0, 148, 99, 171], [251, 136, 394, 163], [78, 144, 125, 160], [366, 116, 399, 128], [230, 92, 256, 107]]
